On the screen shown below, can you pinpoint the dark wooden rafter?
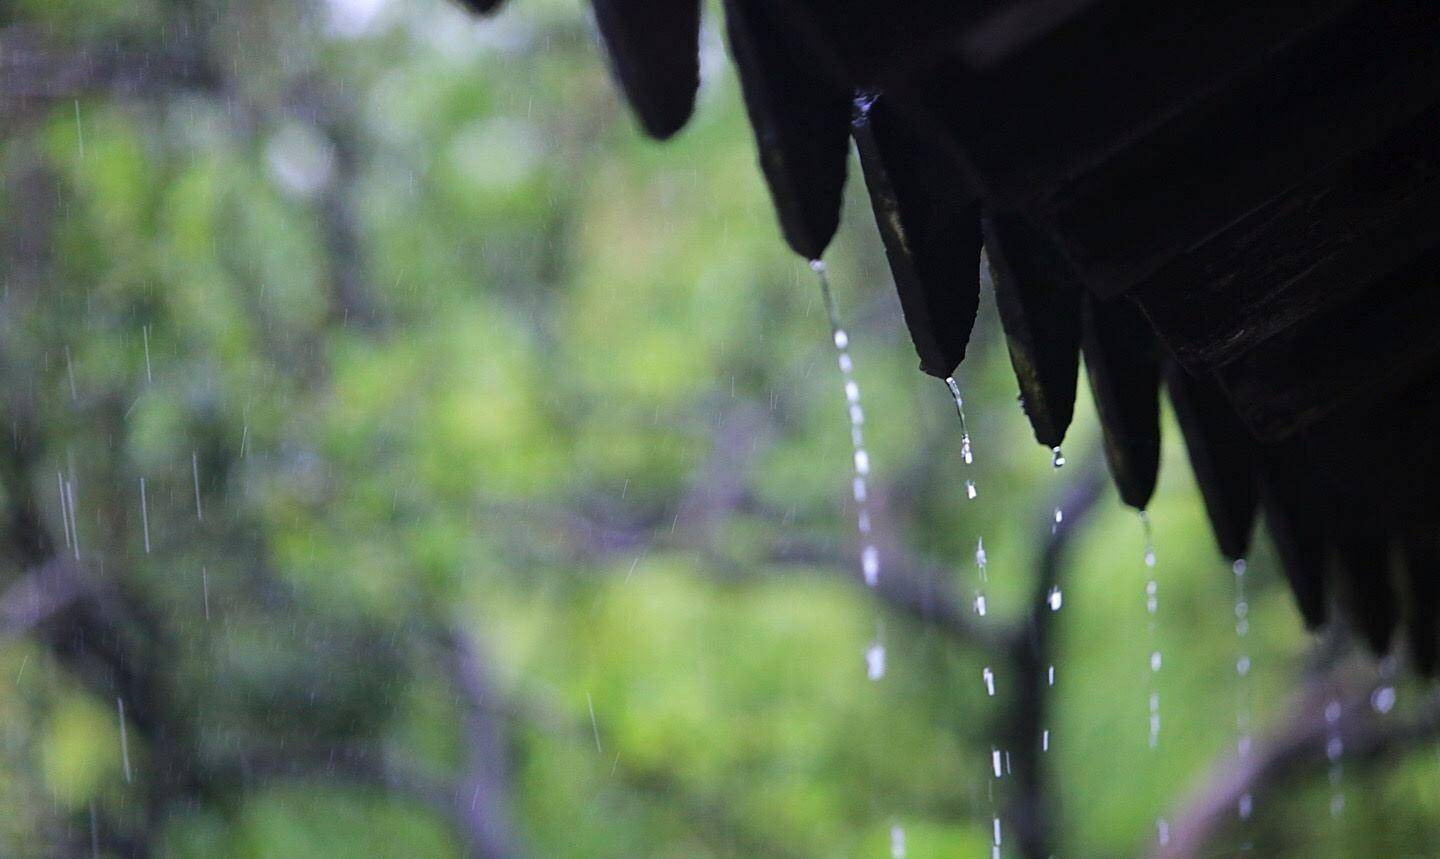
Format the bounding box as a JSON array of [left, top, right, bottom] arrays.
[[1081, 294, 1160, 511], [852, 92, 982, 379], [983, 213, 1083, 450], [721, 0, 851, 261], [591, 0, 703, 140]]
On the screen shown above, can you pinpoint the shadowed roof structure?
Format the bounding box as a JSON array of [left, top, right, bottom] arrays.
[[464, 0, 1440, 672]]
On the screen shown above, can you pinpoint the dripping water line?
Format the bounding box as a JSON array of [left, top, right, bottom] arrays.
[[1233, 558, 1255, 829], [943, 377, 978, 499], [1139, 509, 1167, 846], [942, 375, 1002, 854], [810, 257, 901, 848], [1325, 696, 1345, 817]]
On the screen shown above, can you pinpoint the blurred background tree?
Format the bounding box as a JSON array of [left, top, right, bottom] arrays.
[[1, 0, 1438, 856]]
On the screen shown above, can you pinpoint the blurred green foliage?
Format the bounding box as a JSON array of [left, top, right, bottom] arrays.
[[1, 0, 1437, 857]]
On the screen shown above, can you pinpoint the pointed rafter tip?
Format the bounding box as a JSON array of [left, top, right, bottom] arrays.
[[1166, 363, 1258, 563], [723, 0, 851, 261], [1260, 451, 1327, 631], [1401, 531, 1440, 675], [982, 213, 1083, 450], [1083, 294, 1161, 511], [591, 0, 703, 139], [1332, 532, 1398, 657], [852, 91, 982, 379]]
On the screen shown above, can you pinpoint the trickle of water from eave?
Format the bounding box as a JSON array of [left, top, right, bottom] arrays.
[[1043, 448, 1068, 754], [809, 259, 886, 682], [943, 377, 978, 500], [1138, 510, 1165, 843], [1325, 698, 1345, 816], [1233, 558, 1254, 825]]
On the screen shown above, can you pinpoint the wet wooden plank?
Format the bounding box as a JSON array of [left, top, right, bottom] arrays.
[[1133, 105, 1440, 372], [1044, 2, 1440, 297]]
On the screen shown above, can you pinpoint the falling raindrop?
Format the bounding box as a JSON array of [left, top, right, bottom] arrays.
[[1048, 587, 1063, 612], [65, 479, 79, 561], [142, 324, 153, 385], [139, 477, 151, 554], [1371, 685, 1397, 715], [192, 450, 204, 521], [983, 666, 996, 696], [1050, 445, 1066, 469], [57, 472, 73, 551], [117, 697, 132, 783], [65, 345, 78, 402], [974, 593, 988, 616]]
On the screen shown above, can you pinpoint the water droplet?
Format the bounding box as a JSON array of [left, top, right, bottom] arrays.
[[1150, 651, 1162, 672], [1156, 818, 1170, 846], [1236, 655, 1251, 677], [890, 825, 906, 859], [1050, 445, 1066, 469], [1238, 793, 1253, 821], [1047, 665, 1055, 686], [862, 545, 880, 587], [853, 477, 868, 503], [983, 666, 996, 696], [845, 380, 861, 404], [966, 479, 978, 500], [866, 642, 886, 681], [809, 258, 826, 274], [1325, 701, 1343, 723], [1327, 736, 1344, 761], [833, 328, 849, 350], [993, 816, 1002, 846], [1372, 686, 1396, 714], [975, 538, 988, 570], [991, 748, 1002, 778], [961, 434, 973, 465], [854, 449, 870, 475], [1042, 729, 1050, 752], [1048, 587, 1063, 611], [974, 594, 988, 616]]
